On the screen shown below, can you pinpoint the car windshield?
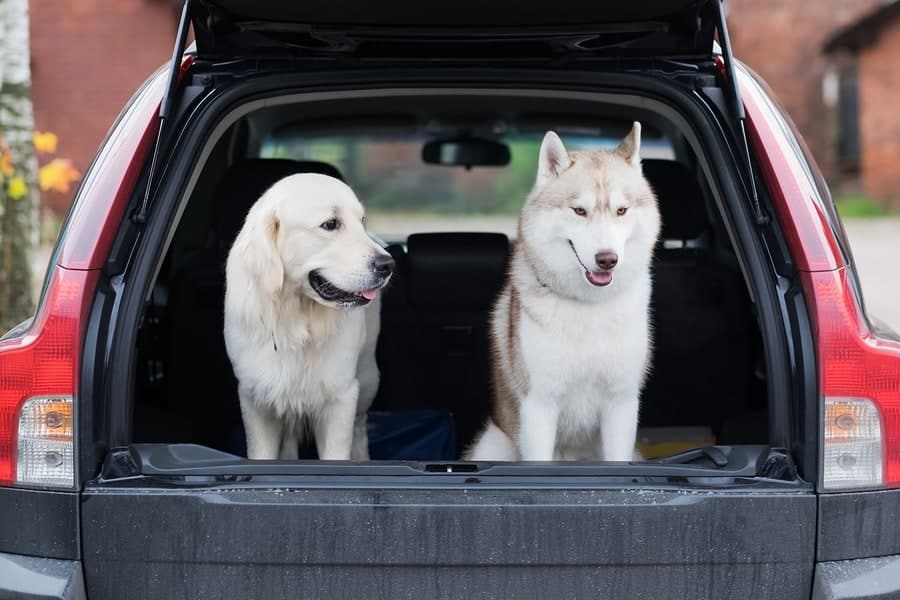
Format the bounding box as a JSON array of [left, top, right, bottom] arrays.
[[259, 131, 675, 240]]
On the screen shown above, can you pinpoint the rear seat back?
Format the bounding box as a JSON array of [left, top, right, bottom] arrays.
[[376, 232, 510, 453], [640, 159, 757, 435]]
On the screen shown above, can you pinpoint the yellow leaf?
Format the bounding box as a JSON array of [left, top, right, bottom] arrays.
[[38, 159, 81, 194], [7, 176, 28, 200], [0, 151, 12, 178], [33, 131, 59, 154]]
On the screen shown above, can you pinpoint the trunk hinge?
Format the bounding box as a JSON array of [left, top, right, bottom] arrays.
[[712, 0, 768, 226], [133, 0, 194, 224]]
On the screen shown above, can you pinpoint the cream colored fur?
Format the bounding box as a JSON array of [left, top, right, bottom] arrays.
[[467, 123, 660, 461], [223, 173, 391, 461]]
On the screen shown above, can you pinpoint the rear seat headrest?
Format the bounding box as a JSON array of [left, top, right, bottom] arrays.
[[642, 159, 709, 242], [213, 159, 344, 249], [406, 233, 510, 310]]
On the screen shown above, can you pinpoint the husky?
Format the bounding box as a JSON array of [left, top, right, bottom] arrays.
[[224, 173, 393, 461], [466, 123, 661, 461]]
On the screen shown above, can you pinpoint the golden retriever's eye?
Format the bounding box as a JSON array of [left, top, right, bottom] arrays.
[[320, 218, 341, 231], [572, 207, 587, 217], [616, 207, 628, 216]]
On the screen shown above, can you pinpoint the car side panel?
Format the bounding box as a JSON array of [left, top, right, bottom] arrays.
[[738, 65, 844, 274], [56, 61, 184, 271]]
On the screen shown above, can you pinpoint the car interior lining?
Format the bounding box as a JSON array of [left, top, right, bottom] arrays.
[[130, 90, 768, 461]]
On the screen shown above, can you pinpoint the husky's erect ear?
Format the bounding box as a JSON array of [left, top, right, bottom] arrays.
[[537, 131, 571, 184], [617, 121, 642, 168], [243, 205, 284, 297]]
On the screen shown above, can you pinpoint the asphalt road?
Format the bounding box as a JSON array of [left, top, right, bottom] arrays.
[[842, 218, 900, 333]]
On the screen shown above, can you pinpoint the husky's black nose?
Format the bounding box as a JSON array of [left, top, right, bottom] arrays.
[[595, 251, 618, 270], [371, 254, 395, 277]]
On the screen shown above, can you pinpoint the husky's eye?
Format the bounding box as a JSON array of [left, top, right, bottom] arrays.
[[572, 207, 587, 217], [320, 218, 341, 231], [616, 207, 629, 216]]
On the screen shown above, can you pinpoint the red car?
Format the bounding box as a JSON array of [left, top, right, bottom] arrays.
[[1, 1, 899, 598]]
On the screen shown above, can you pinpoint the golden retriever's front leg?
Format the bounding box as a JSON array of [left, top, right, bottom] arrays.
[[278, 422, 299, 460], [240, 392, 282, 460], [314, 381, 359, 460]]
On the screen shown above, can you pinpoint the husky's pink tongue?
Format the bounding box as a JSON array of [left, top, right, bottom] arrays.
[[586, 270, 613, 287], [360, 288, 379, 300]]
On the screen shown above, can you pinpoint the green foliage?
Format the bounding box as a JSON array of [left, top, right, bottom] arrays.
[[491, 139, 541, 212], [835, 195, 889, 219]]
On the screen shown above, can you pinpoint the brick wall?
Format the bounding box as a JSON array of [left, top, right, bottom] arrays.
[[726, 0, 879, 180], [857, 22, 900, 208], [29, 0, 176, 215]]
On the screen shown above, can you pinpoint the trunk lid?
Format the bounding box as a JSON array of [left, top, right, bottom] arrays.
[[189, 0, 717, 59]]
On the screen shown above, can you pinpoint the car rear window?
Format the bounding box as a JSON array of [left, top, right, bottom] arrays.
[[258, 131, 675, 240]]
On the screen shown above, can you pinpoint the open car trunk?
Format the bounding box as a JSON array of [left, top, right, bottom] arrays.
[[129, 91, 770, 459], [78, 1, 818, 598]]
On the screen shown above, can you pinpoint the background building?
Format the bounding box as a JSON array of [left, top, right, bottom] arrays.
[[26, 0, 899, 216]]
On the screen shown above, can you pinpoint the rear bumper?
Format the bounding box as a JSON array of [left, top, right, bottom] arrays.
[[6, 545, 896, 599], [0, 552, 85, 600], [81, 483, 817, 598], [814, 554, 900, 599]]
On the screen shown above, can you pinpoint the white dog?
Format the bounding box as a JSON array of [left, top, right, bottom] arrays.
[[467, 123, 660, 461], [223, 173, 393, 460]]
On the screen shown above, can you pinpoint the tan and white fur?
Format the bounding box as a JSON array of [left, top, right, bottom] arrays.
[[224, 173, 393, 461], [467, 123, 660, 461]]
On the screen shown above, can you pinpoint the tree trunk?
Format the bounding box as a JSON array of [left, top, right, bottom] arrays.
[[0, 0, 38, 332]]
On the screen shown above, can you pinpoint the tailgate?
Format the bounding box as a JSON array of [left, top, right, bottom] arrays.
[[81, 446, 815, 599]]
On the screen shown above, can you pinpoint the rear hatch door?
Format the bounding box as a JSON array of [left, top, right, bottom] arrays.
[[189, 0, 717, 60]]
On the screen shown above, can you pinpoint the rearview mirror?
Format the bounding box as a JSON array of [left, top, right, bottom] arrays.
[[422, 136, 511, 169]]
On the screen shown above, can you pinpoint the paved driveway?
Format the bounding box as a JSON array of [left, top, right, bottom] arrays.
[[842, 218, 900, 333]]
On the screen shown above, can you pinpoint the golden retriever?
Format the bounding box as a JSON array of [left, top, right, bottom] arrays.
[[223, 173, 393, 460]]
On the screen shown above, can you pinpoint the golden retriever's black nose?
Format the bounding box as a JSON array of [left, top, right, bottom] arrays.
[[594, 251, 618, 270], [372, 254, 395, 276]]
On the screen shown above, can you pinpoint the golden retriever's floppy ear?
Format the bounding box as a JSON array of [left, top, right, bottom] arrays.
[[243, 206, 284, 296]]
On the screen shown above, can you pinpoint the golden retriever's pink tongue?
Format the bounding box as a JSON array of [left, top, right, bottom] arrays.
[[360, 289, 378, 300]]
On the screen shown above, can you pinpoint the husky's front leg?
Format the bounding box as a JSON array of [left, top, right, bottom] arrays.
[[315, 381, 359, 460], [518, 394, 559, 460], [350, 414, 369, 461], [598, 395, 640, 462]]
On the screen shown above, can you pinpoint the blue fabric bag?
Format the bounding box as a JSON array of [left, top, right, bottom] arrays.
[[366, 410, 457, 461]]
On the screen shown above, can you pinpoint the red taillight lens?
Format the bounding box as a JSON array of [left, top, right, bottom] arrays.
[[0, 267, 96, 485], [802, 269, 900, 489]]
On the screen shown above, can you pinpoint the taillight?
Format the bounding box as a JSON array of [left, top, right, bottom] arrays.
[[0, 267, 96, 487], [822, 397, 883, 489], [803, 269, 900, 490]]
